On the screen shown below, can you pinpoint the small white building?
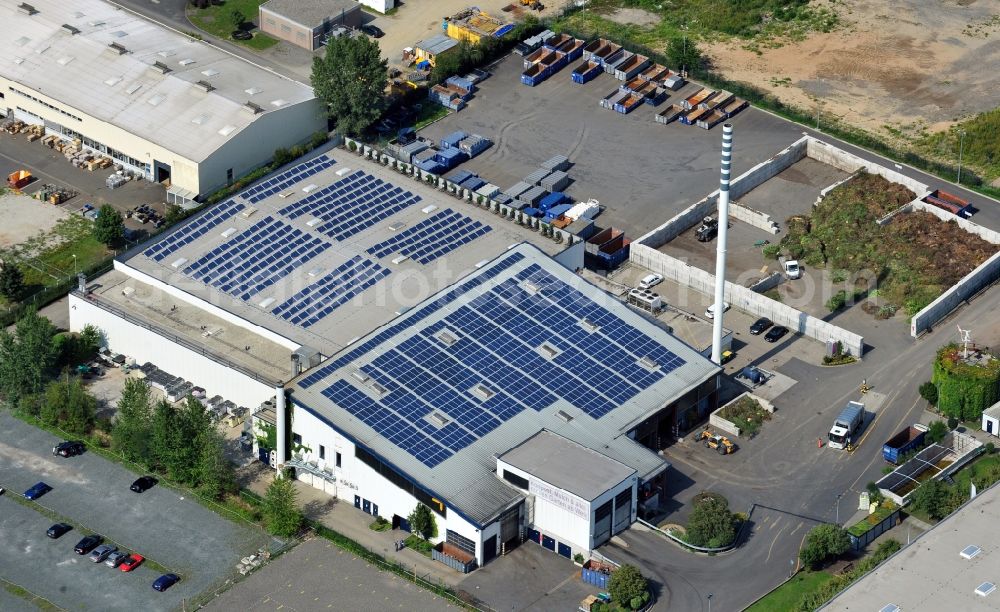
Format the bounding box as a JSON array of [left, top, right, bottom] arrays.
[[982, 401, 1000, 437]]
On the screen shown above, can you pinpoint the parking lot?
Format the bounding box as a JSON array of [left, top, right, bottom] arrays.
[[0, 413, 270, 611], [420, 54, 805, 238]]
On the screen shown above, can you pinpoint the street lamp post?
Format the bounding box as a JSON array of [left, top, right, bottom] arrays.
[[72, 254, 77, 276], [707, 593, 713, 612], [957, 130, 966, 185]]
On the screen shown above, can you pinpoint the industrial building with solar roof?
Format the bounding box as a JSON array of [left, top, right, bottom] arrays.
[[69, 150, 720, 567], [1, 0, 323, 205]]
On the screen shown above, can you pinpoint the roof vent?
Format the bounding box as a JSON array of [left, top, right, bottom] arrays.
[[217, 125, 237, 137], [241, 207, 258, 219], [388, 221, 406, 231], [201, 68, 219, 77], [369, 381, 389, 396], [157, 50, 176, 58], [57, 56, 75, 66], [638, 356, 659, 371], [537, 342, 560, 360], [878, 606, 900, 612], [18, 3, 38, 16], [108, 42, 128, 55], [151, 61, 171, 74], [271, 99, 288, 107], [522, 280, 541, 295], [243, 101, 264, 115], [191, 114, 210, 126], [193, 80, 215, 93], [429, 412, 450, 427], [470, 384, 495, 401], [245, 86, 263, 95], [579, 318, 599, 333], [170, 257, 188, 269], [976, 582, 996, 597], [178, 58, 195, 66], [220, 227, 237, 238], [125, 83, 142, 95], [14, 37, 31, 47], [556, 410, 573, 423], [961, 545, 982, 559], [257, 297, 275, 309], [350, 369, 369, 383], [148, 94, 166, 107], [436, 330, 459, 347], [104, 76, 122, 87], [61, 24, 81, 35]]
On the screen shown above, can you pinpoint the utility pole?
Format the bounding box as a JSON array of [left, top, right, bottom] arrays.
[[707, 593, 713, 612], [957, 129, 966, 185], [836, 493, 843, 525]]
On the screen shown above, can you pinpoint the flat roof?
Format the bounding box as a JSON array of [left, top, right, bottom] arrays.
[[290, 243, 718, 526], [822, 483, 1000, 611], [415, 34, 458, 55], [261, 0, 359, 27], [1, 0, 315, 162], [118, 152, 566, 358], [499, 430, 636, 501]]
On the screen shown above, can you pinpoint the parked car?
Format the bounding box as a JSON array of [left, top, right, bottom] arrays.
[[46, 523, 73, 539], [74, 534, 103, 555], [89, 544, 117, 563], [749, 317, 773, 335], [130, 476, 157, 493], [361, 24, 384, 38], [704, 302, 730, 319], [106, 551, 128, 568], [53, 440, 85, 457], [120, 554, 144, 572], [152, 573, 180, 592], [638, 273, 663, 290], [24, 482, 52, 500], [764, 325, 789, 343]]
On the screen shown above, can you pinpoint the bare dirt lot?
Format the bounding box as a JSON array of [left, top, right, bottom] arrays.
[[704, 0, 1000, 135], [0, 193, 70, 249]]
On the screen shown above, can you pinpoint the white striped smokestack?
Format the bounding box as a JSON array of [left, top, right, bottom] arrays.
[[711, 124, 733, 365]]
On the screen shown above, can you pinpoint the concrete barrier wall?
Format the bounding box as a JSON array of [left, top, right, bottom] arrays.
[[911, 250, 1000, 336], [806, 138, 929, 196], [903, 202, 1000, 245], [729, 137, 808, 200], [710, 392, 776, 438], [630, 244, 865, 355], [749, 272, 783, 293], [638, 193, 718, 246], [731, 202, 780, 234]]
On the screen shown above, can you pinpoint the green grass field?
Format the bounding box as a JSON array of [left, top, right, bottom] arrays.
[[918, 107, 1000, 182], [188, 0, 280, 51], [745, 570, 835, 612]]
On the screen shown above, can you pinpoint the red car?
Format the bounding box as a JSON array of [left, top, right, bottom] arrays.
[[119, 554, 144, 572]]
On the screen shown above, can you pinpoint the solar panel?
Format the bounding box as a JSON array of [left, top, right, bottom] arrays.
[[271, 257, 390, 327], [240, 156, 335, 204], [366, 209, 490, 264], [143, 199, 244, 262]]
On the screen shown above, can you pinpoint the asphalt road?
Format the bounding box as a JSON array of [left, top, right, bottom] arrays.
[[0, 413, 269, 611], [602, 285, 1000, 612]]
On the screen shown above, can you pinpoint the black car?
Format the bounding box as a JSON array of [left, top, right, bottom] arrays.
[[74, 534, 103, 555], [46, 523, 73, 539], [130, 476, 157, 493], [53, 441, 85, 457], [152, 573, 180, 592], [749, 317, 773, 335], [361, 24, 384, 38], [764, 325, 789, 343]]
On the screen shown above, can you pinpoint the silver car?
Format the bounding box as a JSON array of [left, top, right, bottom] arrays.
[[105, 550, 128, 567], [89, 544, 117, 563]]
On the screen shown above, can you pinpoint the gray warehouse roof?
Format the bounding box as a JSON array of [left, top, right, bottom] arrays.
[[822, 483, 1000, 611], [261, 0, 360, 28], [0, 0, 315, 162], [499, 430, 636, 501], [415, 34, 459, 55], [291, 243, 718, 526]]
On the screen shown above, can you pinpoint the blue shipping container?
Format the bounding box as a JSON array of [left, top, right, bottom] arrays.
[[449, 169, 474, 184], [440, 131, 468, 149], [538, 192, 566, 210], [459, 177, 486, 191], [414, 159, 443, 174], [445, 76, 476, 93], [523, 207, 541, 217], [545, 203, 573, 220]]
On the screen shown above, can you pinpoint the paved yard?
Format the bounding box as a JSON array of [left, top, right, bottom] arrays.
[[0, 412, 270, 611], [205, 537, 458, 612]]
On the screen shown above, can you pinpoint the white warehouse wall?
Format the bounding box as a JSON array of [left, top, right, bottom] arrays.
[[69, 294, 273, 408], [497, 460, 591, 553]]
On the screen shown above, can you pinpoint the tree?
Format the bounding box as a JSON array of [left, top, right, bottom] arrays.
[[112, 377, 154, 463], [918, 381, 938, 406], [229, 8, 245, 31], [195, 428, 234, 500], [0, 307, 58, 403], [262, 472, 303, 537], [149, 398, 180, 474], [666, 36, 703, 74], [799, 524, 850, 570], [408, 503, 437, 540], [164, 204, 186, 226], [608, 564, 648, 609], [926, 419, 948, 445], [41, 377, 97, 434], [0, 263, 24, 299], [910, 479, 955, 520], [685, 496, 736, 548], [93, 204, 125, 247], [311, 35, 387, 136]]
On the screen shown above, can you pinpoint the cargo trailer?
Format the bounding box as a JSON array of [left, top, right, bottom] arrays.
[[655, 104, 685, 124], [572, 60, 602, 84], [682, 88, 715, 110]]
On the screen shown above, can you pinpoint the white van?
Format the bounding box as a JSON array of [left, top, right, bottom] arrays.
[[638, 273, 663, 289]]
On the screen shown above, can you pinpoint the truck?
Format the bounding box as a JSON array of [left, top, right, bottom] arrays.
[[828, 401, 865, 450], [882, 424, 928, 464]]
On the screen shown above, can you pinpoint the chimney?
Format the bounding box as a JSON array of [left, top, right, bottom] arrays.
[[711, 124, 733, 365], [274, 383, 287, 476], [291, 353, 301, 377]]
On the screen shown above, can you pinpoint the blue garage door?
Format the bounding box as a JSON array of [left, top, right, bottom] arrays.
[[542, 535, 555, 551], [557, 542, 572, 558], [527, 528, 540, 544]]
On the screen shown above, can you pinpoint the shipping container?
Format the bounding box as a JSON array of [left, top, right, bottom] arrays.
[[923, 189, 974, 218], [414, 159, 444, 174], [541, 155, 570, 172], [663, 74, 686, 91], [603, 49, 631, 74], [448, 169, 474, 184], [440, 131, 468, 149], [413, 148, 437, 163], [583, 39, 621, 64], [538, 192, 567, 210], [681, 107, 710, 125], [504, 181, 533, 198], [524, 168, 551, 186], [494, 192, 513, 205], [458, 135, 492, 157], [540, 170, 570, 192], [399, 140, 429, 163], [518, 185, 547, 206], [655, 104, 685, 124], [459, 176, 486, 191], [613, 54, 651, 81], [613, 93, 645, 114], [445, 75, 476, 93], [522, 207, 542, 217], [600, 89, 630, 110], [434, 147, 468, 169], [585, 227, 631, 270], [475, 183, 500, 198], [700, 90, 734, 111], [723, 98, 749, 118], [554, 37, 585, 62]]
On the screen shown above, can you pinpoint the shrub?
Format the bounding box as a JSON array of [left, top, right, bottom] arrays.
[[608, 564, 647, 607], [273, 147, 294, 166], [947, 416, 959, 430], [926, 420, 948, 445], [932, 343, 1000, 421], [919, 381, 938, 406], [686, 496, 737, 548], [799, 524, 850, 570], [310, 131, 329, 150], [762, 244, 781, 259], [718, 395, 771, 436], [987, 442, 996, 455], [573, 552, 585, 564]]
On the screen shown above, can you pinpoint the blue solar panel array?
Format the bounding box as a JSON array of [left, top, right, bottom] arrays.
[[183, 217, 329, 301], [143, 199, 244, 262], [271, 257, 390, 327], [302, 252, 688, 468], [276, 171, 420, 242], [241, 156, 336, 204], [366, 209, 491, 264]]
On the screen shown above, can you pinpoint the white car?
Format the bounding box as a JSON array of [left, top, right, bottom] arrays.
[[705, 302, 730, 319], [783, 260, 801, 279], [639, 273, 663, 289]]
